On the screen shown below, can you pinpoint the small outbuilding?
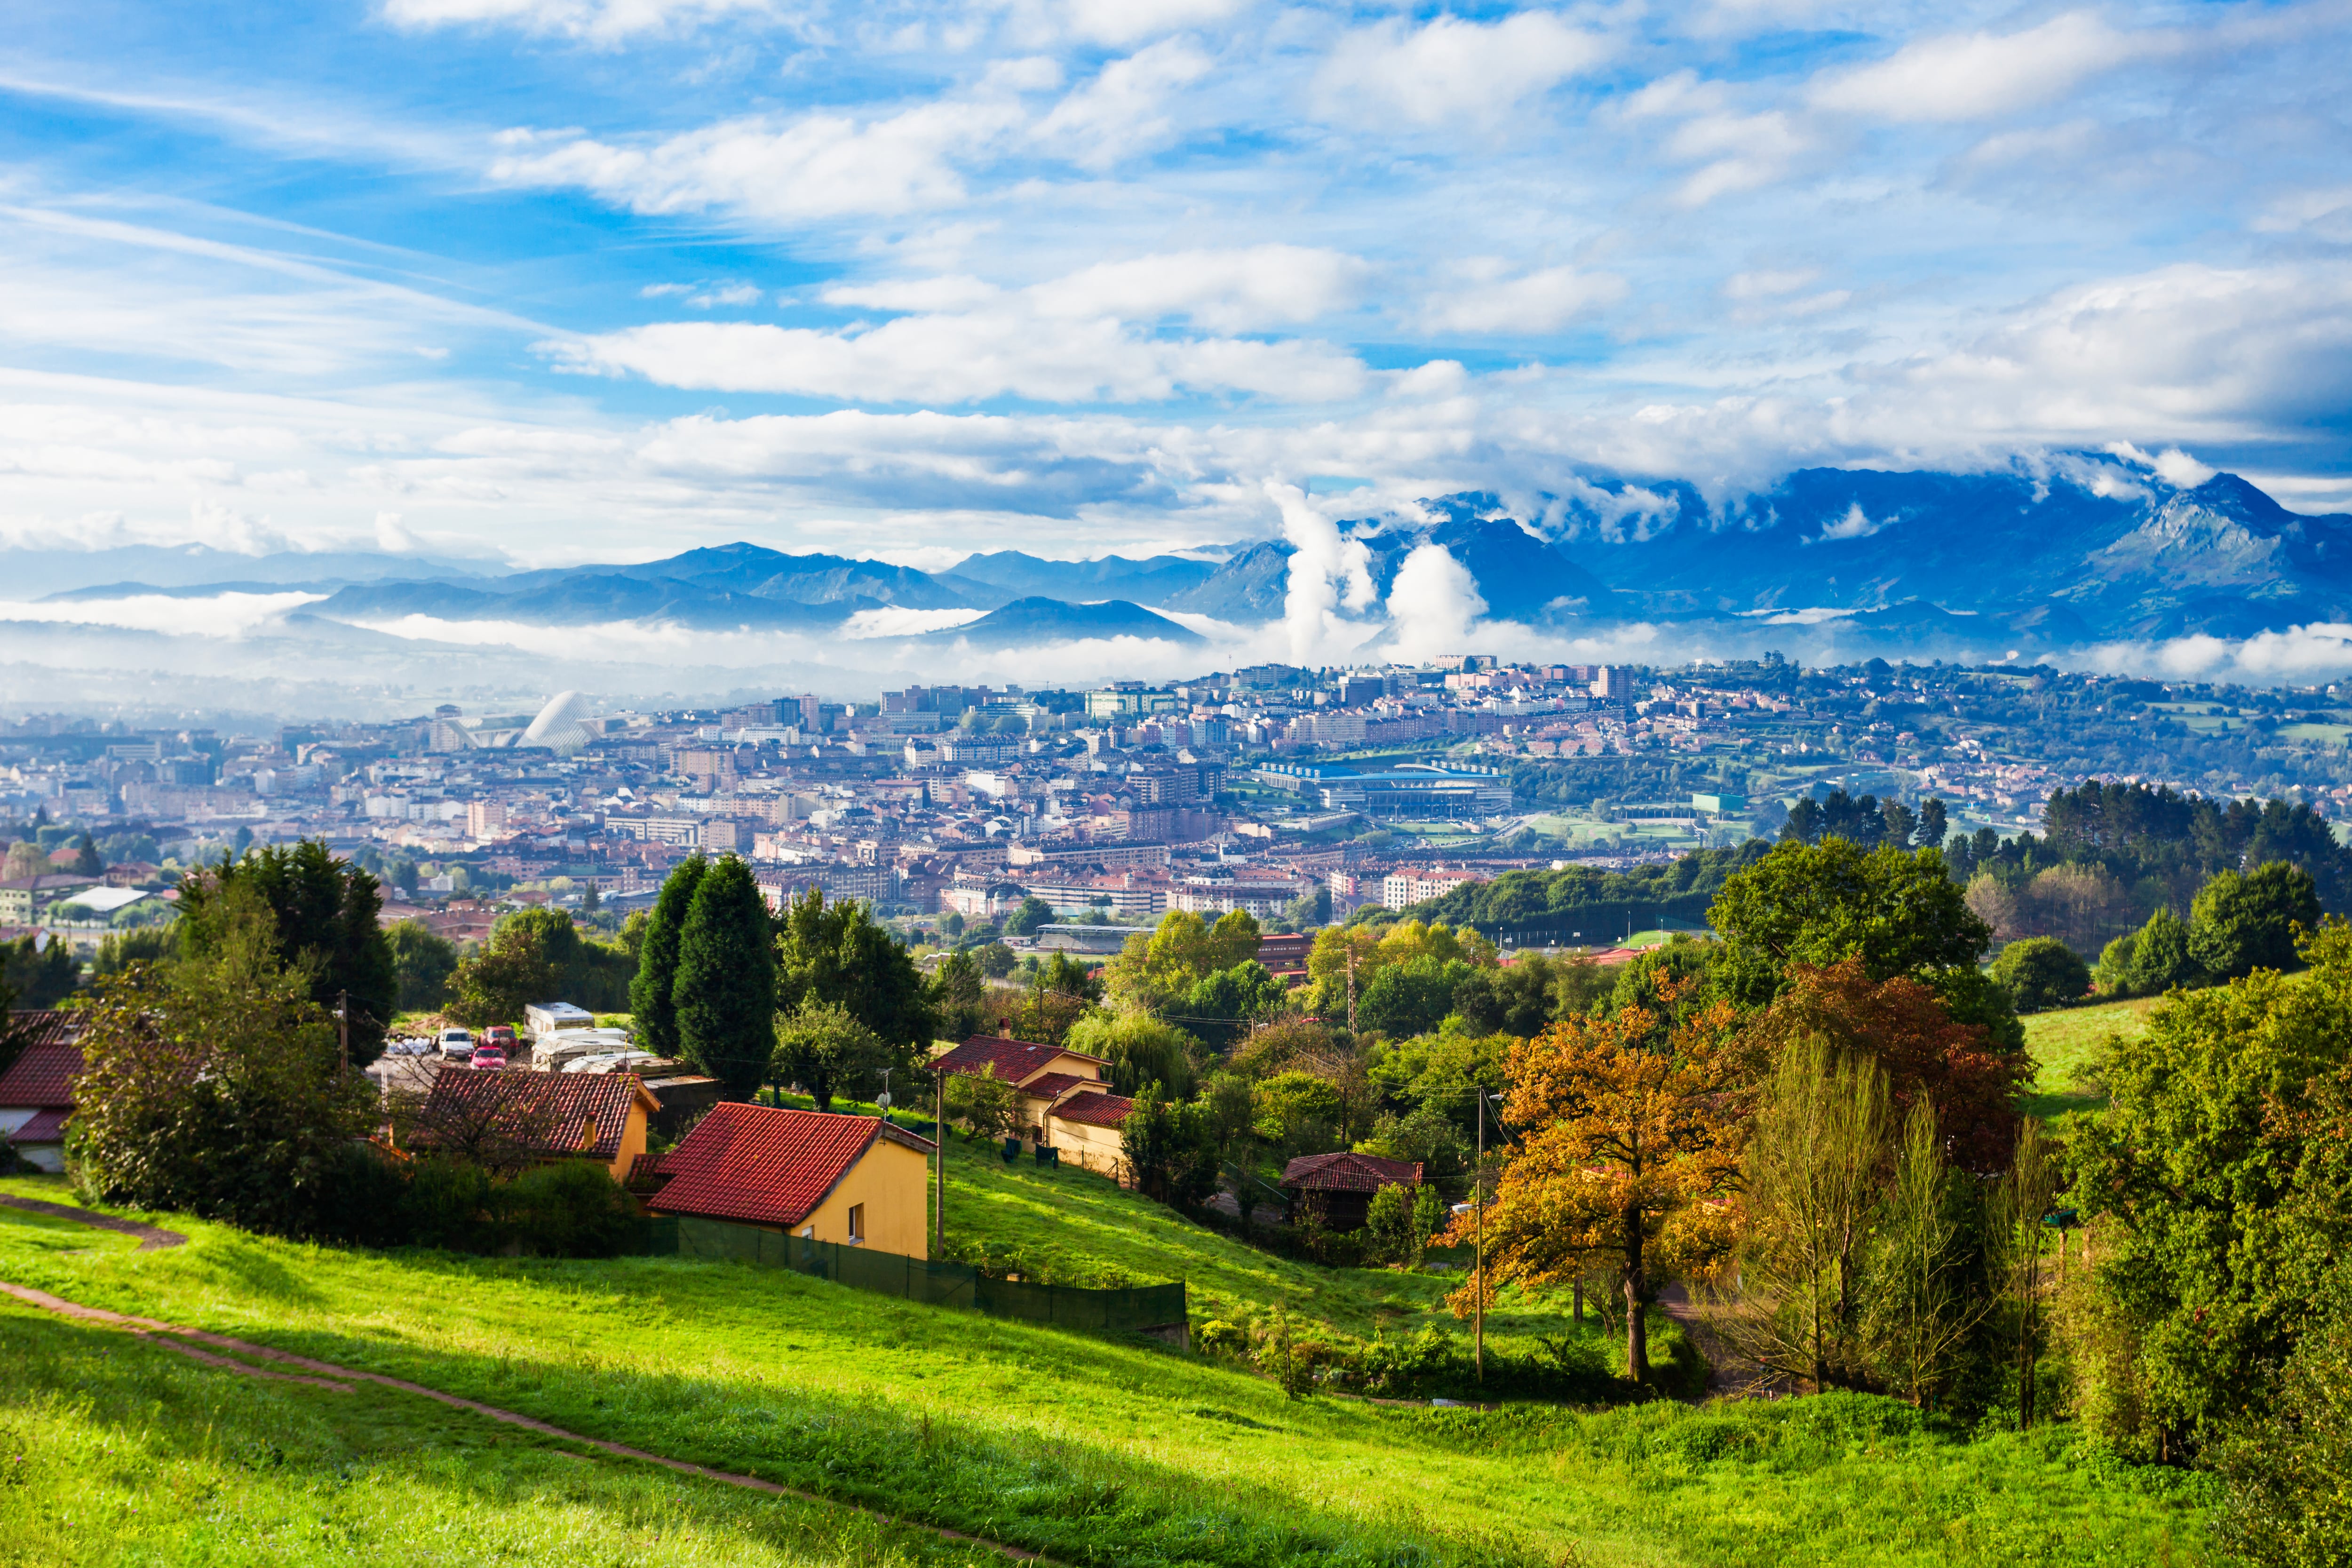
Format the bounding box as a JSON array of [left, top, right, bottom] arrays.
[[930, 1024, 1136, 1175], [1276, 1151, 1425, 1231], [636, 1103, 935, 1258], [0, 1011, 84, 1173]]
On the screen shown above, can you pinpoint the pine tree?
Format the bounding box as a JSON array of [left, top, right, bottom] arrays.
[[628, 856, 707, 1058], [674, 857, 779, 1098]]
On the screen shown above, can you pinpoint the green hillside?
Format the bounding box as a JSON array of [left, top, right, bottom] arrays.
[[2020, 995, 2164, 1119], [0, 1176, 2215, 1567]]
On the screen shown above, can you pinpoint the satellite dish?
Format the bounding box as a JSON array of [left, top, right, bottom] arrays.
[[875, 1091, 892, 1111]]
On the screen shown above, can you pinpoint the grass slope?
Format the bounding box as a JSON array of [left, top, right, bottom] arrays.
[[0, 1176, 2217, 1567], [2021, 996, 2163, 1119]]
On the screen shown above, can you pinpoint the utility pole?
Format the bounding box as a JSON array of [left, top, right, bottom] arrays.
[[933, 1066, 946, 1253], [336, 989, 350, 1074], [1474, 1090, 1485, 1384]]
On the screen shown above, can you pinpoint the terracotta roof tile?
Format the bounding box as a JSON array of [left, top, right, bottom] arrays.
[[410, 1068, 649, 1161], [9, 1107, 68, 1144], [1277, 1151, 1424, 1194], [647, 1103, 914, 1228], [1049, 1090, 1135, 1129], [0, 1038, 82, 1109], [933, 1036, 1067, 1085], [1020, 1071, 1097, 1103]]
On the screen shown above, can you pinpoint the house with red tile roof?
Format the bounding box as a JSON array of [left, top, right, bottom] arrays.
[[1276, 1151, 1425, 1230], [405, 1067, 658, 1180], [930, 1023, 1136, 1176], [637, 1103, 935, 1257], [0, 1011, 85, 1173]]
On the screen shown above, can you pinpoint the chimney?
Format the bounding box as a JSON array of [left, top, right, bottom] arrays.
[[999, 1018, 1012, 1038]]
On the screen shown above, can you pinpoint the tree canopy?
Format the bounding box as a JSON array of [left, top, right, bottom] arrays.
[[175, 839, 397, 1067], [675, 856, 782, 1099]]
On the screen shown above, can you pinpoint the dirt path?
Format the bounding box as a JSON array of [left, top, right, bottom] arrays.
[[0, 1194, 186, 1251], [0, 1266, 1048, 1564], [1653, 1282, 1789, 1401]]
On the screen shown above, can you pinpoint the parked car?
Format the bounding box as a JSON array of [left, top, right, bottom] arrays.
[[469, 1045, 508, 1071], [482, 1026, 517, 1051], [437, 1027, 474, 1060]]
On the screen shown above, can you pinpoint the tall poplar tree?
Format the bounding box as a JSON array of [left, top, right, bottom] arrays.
[[628, 856, 707, 1058], [675, 856, 779, 1099]]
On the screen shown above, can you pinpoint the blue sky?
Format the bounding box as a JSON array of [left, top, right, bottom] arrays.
[[2, 0, 2349, 569]]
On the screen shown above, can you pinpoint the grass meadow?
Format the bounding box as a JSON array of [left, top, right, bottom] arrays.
[[0, 1172, 2219, 1567], [2020, 995, 2163, 1120]]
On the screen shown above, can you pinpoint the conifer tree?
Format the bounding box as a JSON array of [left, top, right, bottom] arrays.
[[675, 856, 779, 1098], [628, 856, 706, 1058]]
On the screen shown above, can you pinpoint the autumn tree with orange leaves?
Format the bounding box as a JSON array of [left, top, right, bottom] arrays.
[[1450, 976, 1751, 1385]]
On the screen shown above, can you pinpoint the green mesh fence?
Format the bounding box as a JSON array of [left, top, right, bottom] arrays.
[[670, 1217, 1181, 1331]]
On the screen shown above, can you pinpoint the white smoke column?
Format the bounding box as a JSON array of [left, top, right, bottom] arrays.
[[1266, 480, 1375, 663], [1384, 542, 1486, 662]]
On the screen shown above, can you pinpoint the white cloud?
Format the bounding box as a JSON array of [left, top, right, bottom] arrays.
[[2107, 441, 2217, 489], [379, 0, 777, 44], [1724, 268, 1817, 300], [2254, 185, 2352, 242], [1807, 12, 2161, 123], [841, 605, 988, 637], [0, 590, 323, 637], [1059, 0, 1250, 48], [488, 97, 1027, 221], [1033, 38, 1214, 169], [1383, 541, 1486, 662], [1662, 109, 1810, 206], [1420, 263, 1628, 333], [1268, 481, 1377, 663], [1043, 246, 1369, 331], [1316, 11, 1613, 128], [546, 313, 1368, 403], [1809, 501, 1890, 543]]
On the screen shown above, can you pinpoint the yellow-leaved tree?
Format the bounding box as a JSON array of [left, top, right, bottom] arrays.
[[1451, 975, 1749, 1385]]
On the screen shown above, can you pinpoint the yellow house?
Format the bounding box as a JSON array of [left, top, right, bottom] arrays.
[[641, 1102, 935, 1258], [930, 1026, 1136, 1174]]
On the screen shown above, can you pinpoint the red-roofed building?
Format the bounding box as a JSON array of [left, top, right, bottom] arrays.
[[405, 1067, 658, 1180], [0, 1011, 85, 1173], [1277, 1151, 1425, 1230], [640, 1103, 934, 1256], [930, 1024, 1137, 1177]]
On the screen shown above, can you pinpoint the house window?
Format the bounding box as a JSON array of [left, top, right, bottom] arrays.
[[847, 1204, 865, 1244]]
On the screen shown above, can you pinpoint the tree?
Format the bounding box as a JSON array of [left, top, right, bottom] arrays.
[[771, 997, 890, 1112], [1065, 1011, 1199, 1098], [1784, 797, 1825, 844], [385, 919, 459, 1012], [1726, 1037, 1891, 1392], [176, 840, 398, 1067], [676, 857, 782, 1099], [1462, 977, 1746, 1385], [2, 933, 79, 1009], [774, 887, 938, 1080], [629, 856, 708, 1058], [1994, 1118, 2062, 1428], [928, 949, 986, 1040], [1003, 896, 1053, 938], [1991, 937, 2090, 1013], [447, 922, 555, 1027], [1182, 959, 1289, 1042], [1708, 838, 1991, 1009], [2191, 862, 2321, 981], [1739, 958, 2025, 1176], [1880, 801, 1918, 852], [1365, 1181, 1441, 1267], [2213, 1265, 2352, 1565], [945, 1064, 1019, 1141], [1916, 798, 1949, 850], [972, 939, 1017, 979], [2103, 906, 2200, 997], [1356, 955, 1474, 1040], [66, 883, 376, 1238], [1119, 1085, 1218, 1206], [71, 833, 102, 876], [1864, 1101, 1985, 1409], [2071, 920, 2352, 1451]]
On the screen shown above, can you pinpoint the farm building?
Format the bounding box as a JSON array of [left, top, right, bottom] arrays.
[[404, 1066, 656, 1180], [1276, 1151, 1425, 1231], [931, 1025, 1136, 1176], [0, 1011, 84, 1173], [636, 1103, 935, 1257]]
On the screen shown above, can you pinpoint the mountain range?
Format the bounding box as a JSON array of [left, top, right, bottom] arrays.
[[15, 460, 2350, 661]]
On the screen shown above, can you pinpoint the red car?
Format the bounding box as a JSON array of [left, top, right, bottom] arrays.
[[469, 1045, 509, 1071], [482, 1026, 518, 1050]]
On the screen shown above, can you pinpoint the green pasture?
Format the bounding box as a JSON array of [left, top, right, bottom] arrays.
[[2020, 995, 2163, 1119], [0, 1170, 2220, 1568]]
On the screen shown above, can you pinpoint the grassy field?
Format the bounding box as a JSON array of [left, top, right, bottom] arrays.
[[2020, 995, 2164, 1119], [0, 1174, 2220, 1567]]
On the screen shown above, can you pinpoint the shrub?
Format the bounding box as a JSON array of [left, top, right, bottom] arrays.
[[1991, 937, 2091, 1013], [495, 1160, 639, 1258], [400, 1156, 495, 1251]]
